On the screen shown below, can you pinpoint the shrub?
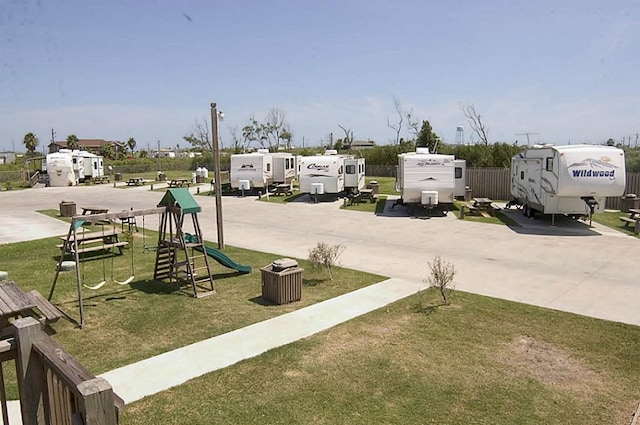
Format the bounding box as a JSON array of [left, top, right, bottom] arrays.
[[308, 242, 345, 280], [425, 256, 455, 305]]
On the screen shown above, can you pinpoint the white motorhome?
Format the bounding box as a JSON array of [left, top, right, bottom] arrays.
[[230, 150, 273, 191], [395, 148, 465, 212], [509, 144, 626, 217], [271, 152, 298, 185], [45, 152, 77, 187]]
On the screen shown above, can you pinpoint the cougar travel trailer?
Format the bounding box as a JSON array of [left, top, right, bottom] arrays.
[[509, 144, 626, 218], [45, 152, 77, 186], [299, 154, 346, 198], [395, 148, 464, 212], [230, 151, 273, 191], [344, 157, 366, 194], [271, 152, 298, 185]]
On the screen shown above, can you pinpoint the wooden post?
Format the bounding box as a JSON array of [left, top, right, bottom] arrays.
[[77, 378, 118, 424], [13, 317, 45, 425]]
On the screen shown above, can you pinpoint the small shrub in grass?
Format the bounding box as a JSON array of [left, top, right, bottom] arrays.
[[308, 242, 345, 280], [426, 255, 455, 305]]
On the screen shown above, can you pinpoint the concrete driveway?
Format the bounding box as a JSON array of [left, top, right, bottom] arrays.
[[1, 183, 639, 327]]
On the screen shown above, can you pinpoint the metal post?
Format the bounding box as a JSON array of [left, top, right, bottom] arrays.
[[157, 140, 161, 172], [211, 102, 224, 249]]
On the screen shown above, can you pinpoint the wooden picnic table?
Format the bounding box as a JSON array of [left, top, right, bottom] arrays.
[[91, 175, 110, 184], [466, 197, 497, 217], [81, 207, 109, 215], [0, 281, 63, 331], [126, 177, 145, 186], [169, 179, 190, 188], [619, 208, 640, 235], [56, 228, 128, 255], [272, 184, 293, 196]]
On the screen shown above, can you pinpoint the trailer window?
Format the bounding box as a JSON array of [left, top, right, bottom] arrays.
[[346, 165, 355, 174], [267, 163, 271, 172], [520, 171, 525, 180], [546, 157, 553, 171], [455, 167, 462, 179]]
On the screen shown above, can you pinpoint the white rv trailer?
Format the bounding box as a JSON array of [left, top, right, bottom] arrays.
[[344, 157, 366, 193], [271, 152, 298, 185], [395, 148, 465, 212], [509, 144, 626, 217], [299, 152, 366, 199], [229, 151, 273, 191], [80, 151, 104, 180], [45, 152, 77, 187]]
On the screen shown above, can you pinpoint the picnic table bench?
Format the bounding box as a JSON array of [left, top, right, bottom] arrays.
[[126, 177, 145, 186], [91, 175, 110, 184], [272, 184, 293, 196], [0, 281, 64, 331], [169, 179, 190, 188], [619, 208, 640, 235], [56, 228, 128, 255], [466, 198, 498, 217], [81, 207, 108, 215]]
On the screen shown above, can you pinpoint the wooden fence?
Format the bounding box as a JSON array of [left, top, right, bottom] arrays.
[[364, 166, 640, 210], [1, 317, 121, 425]]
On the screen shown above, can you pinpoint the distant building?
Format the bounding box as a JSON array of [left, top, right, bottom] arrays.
[[48, 139, 126, 155], [350, 140, 376, 150], [0, 151, 17, 164], [155, 149, 176, 158]]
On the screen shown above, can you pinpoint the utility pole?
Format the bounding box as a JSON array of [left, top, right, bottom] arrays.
[[157, 140, 161, 172], [211, 102, 224, 249]]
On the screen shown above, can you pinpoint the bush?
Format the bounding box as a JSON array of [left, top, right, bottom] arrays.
[[425, 256, 455, 305], [308, 242, 345, 280]]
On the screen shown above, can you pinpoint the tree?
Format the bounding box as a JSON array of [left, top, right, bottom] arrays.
[[127, 137, 137, 153], [183, 119, 212, 151], [461, 103, 490, 145], [386, 97, 403, 145], [66, 134, 79, 150], [425, 255, 455, 305], [338, 125, 354, 151], [23, 132, 39, 153], [416, 120, 440, 152], [308, 242, 345, 281], [264, 108, 288, 150], [100, 143, 115, 160]]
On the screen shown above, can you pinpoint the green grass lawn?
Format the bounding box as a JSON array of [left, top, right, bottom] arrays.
[[592, 210, 640, 238], [122, 289, 640, 425], [0, 212, 384, 399]]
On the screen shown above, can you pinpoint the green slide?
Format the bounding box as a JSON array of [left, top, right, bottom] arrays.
[[185, 233, 251, 274], [195, 245, 252, 274]]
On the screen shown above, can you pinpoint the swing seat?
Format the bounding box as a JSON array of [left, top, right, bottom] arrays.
[[114, 276, 134, 285], [83, 280, 106, 290]]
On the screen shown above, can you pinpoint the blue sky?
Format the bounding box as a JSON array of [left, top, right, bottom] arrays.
[[1, 0, 639, 152]]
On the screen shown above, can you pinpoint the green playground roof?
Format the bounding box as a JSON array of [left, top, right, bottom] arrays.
[[157, 188, 201, 214]]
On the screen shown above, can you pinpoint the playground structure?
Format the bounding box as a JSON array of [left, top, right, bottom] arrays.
[[49, 189, 251, 327]]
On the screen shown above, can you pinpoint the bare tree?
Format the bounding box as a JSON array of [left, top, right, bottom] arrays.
[[265, 108, 287, 150], [228, 125, 244, 153], [406, 109, 421, 139], [425, 255, 456, 305], [338, 125, 354, 151], [183, 118, 212, 151], [461, 103, 490, 145], [387, 97, 403, 145]]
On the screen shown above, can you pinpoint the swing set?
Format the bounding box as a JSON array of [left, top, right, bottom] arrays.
[[50, 190, 218, 328]]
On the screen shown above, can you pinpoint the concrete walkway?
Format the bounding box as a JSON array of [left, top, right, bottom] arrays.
[[100, 277, 424, 404]]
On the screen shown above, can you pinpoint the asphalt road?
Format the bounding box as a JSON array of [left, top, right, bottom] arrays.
[[1, 183, 638, 327]]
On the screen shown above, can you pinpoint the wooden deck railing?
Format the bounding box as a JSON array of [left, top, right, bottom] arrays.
[[0, 317, 122, 425]]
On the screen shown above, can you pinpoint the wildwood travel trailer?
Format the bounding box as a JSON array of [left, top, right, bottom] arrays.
[[395, 148, 466, 213], [509, 144, 626, 219]]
